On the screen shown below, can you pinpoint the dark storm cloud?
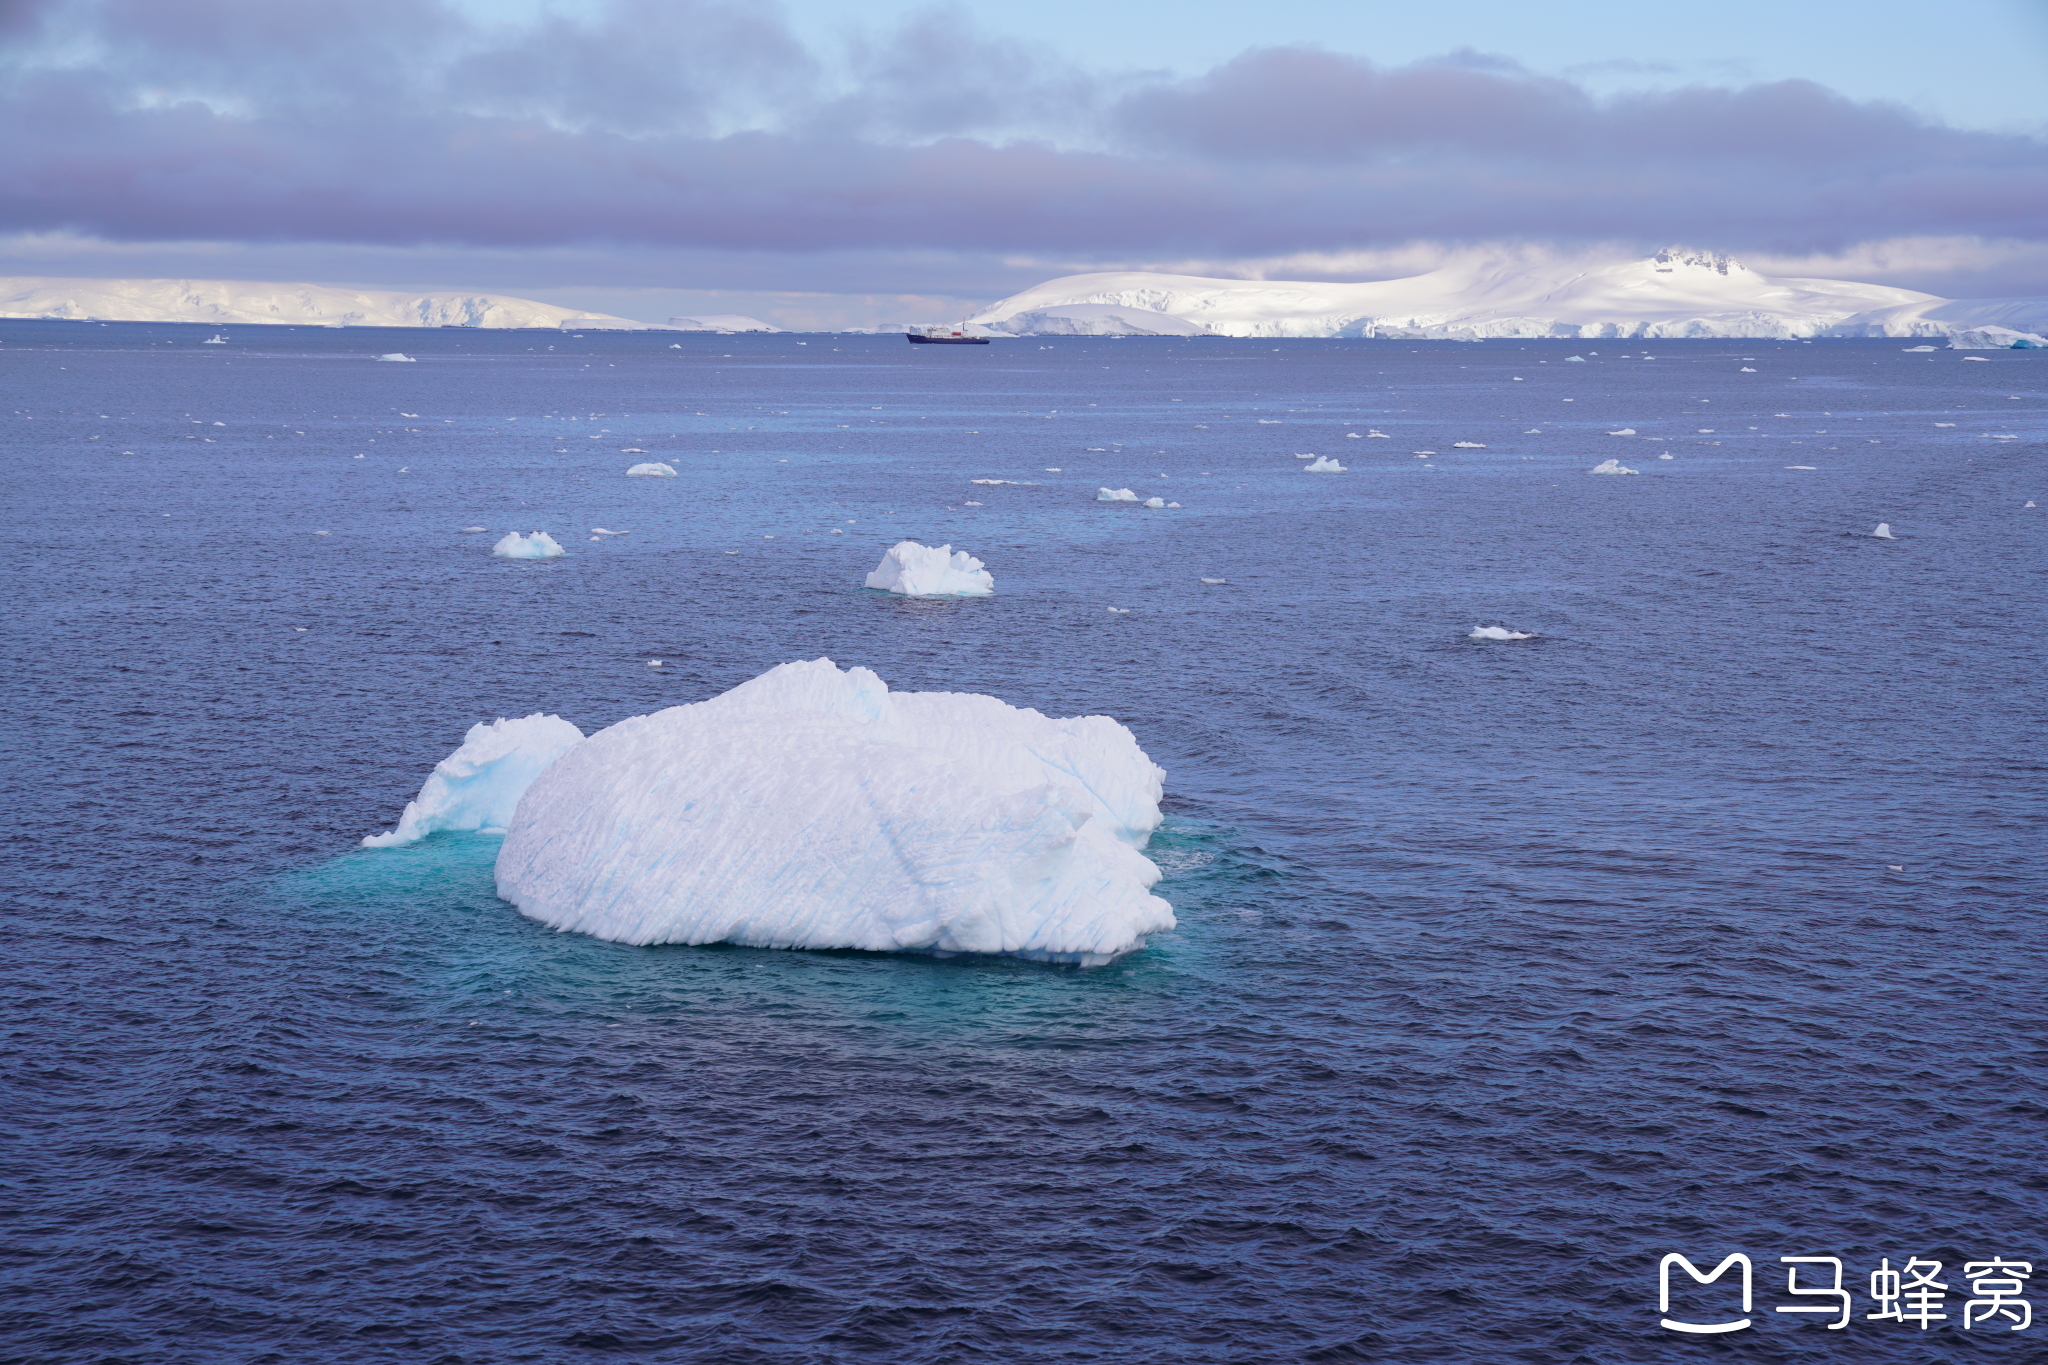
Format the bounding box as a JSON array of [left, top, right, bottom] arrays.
[[2, 0, 2042, 260]]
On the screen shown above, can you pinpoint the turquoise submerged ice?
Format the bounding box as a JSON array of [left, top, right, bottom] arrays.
[[495, 660, 1173, 963], [362, 713, 585, 847]]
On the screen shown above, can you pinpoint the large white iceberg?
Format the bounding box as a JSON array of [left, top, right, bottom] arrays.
[[493, 531, 566, 558], [864, 540, 994, 596], [625, 462, 677, 477], [363, 714, 584, 847], [495, 660, 1173, 962]]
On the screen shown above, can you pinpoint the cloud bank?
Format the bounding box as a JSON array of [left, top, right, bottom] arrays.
[[2, 0, 2044, 302]]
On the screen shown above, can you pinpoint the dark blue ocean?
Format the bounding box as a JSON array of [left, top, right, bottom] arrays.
[[4, 321, 2043, 1363]]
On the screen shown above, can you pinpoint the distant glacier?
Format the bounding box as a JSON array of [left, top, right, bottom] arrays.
[[967, 249, 2048, 344], [0, 275, 656, 329]]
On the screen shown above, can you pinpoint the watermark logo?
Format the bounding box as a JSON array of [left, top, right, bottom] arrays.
[[1659, 1253, 2031, 1335]]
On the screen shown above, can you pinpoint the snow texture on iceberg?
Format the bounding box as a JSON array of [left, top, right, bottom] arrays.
[[493, 531, 566, 558], [864, 540, 994, 596], [363, 714, 584, 847], [625, 462, 677, 477], [495, 659, 1174, 963]]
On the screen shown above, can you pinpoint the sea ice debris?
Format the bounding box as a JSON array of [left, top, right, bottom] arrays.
[[1097, 487, 1140, 502], [1606, 428, 1636, 436], [1872, 523, 1897, 539], [1565, 356, 1587, 363], [363, 713, 584, 847], [1470, 626, 1535, 640], [377, 353, 416, 362], [493, 660, 1173, 962], [1902, 345, 1936, 352], [865, 541, 994, 596], [1303, 456, 1346, 473], [625, 462, 678, 477], [493, 531, 566, 559], [462, 526, 488, 532], [1144, 497, 1166, 508], [1589, 458, 1638, 475], [1200, 577, 1227, 584]]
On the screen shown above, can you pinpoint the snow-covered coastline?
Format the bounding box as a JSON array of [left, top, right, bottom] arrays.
[[0, 276, 653, 329], [967, 249, 2048, 343]]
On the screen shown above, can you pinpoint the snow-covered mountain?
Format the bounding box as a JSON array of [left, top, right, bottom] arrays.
[[968, 250, 2048, 343], [0, 276, 651, 329], [668, 314, 780, 332]]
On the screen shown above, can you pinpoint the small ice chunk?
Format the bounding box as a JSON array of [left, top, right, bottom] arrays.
[[1452, 442, 1485, 449], [626, 462, 678, 477], [1740, 367, 1757, 372], [1606, 428, 1636, 436], [1565, 355, 1587, 363], [1902, 345, 1936, 352], [376, 353, 416, 362], [1096, 487, 1140, 502], [1294, 453, 1316, 459], [1044, 467, 1062, 471], [1144, 497, 1166, 508], [1658, 454, 1674, 460], [648, 660, 663, 667], [462, 526, 488, 533], [1366, 430, 1389, 438], [590, 527, 627, 535], [493, 531, 566, 558], [362, 713, 585, 847], [1871, 522, 1897, 539], [1346, 433, 1361, 438], [1589, 459, 1638, 475], [1469, 626, 1535, 640], [1200, 577, 1227, 584], [865, 540, 994, 596], [1302, 456, 1346, 473]]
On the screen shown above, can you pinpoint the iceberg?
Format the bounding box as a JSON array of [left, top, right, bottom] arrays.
[[493, 531, 566, 559], [494, 660, 1174, 962], [625, 462, 677, 477], [1143, 497, 1167, 508], [1589, 459, 1639, 475], [1303, 456, 1346, 473], [864, 540, 994, 597], [1470, 626, 1535, 640], [1452, 442, 1486, 449], [1947, 326, 2048, 350], [363, 714, 584, 847], [376, 353, 416, 362], [1097, 487, 1140, 502], [1607, 428, 1637, 436], [1872, 522, 1897, 539]]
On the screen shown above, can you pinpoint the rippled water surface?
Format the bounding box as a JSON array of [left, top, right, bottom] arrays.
[[6, 323, 2044, 1362]]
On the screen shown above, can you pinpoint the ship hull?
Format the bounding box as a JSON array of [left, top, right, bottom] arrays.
[[907, 334, 990, 344]]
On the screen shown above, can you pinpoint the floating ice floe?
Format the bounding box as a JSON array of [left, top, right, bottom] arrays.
[[1962, 356, 1991, 362], [1786, 465, 1817, 469], [1366, 430, 1390, 438], [1740, 367, 1757, 372], [590, 527, 627, 536], [203, 334, 225, 345], [493, 531, 566, 559], [620, 447, 647, 454], [1302, 456, 1346, 473], [625, 462, 678, 477], [1470, 626, 1535, 641], [1658, 454, 1674, 460], [2026, 501, 2036, 508], [1589, 459, 1639, 475], [376, 353, 416, 362], [461, 525, 488, 532], [864, 540, 994, 596], [1902, 345, 1937, 352], [1144, 497, 1167, 508], [1452, 442, 1486, 449], [489, 659, 1173, 962], [1566, 355, 1587, 363], [1871, 523, 1897, 539], [1346, 433, 1362, 438], [362, 713, 585, 847], [1200, 577, 1227, 584], [1294, 453, 1316, 459], [1097, 487, 1141, 502], [1606, 428, 1637, 436]]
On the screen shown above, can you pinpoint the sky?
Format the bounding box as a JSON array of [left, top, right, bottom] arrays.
[[2, 0, 2045, 327]]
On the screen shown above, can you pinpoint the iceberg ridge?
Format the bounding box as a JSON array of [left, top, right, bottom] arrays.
[[363, 714, 584, 847]]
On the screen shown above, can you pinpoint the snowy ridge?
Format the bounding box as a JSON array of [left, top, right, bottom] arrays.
[[0, 276, 650, 329], [968, 249, 2048, 342]]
